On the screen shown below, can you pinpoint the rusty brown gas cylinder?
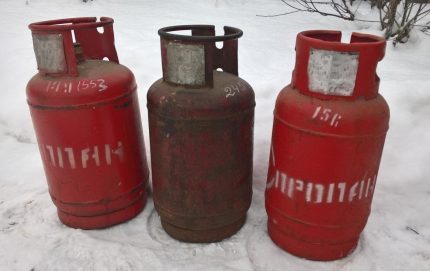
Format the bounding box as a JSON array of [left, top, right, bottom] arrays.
[[147, 25, 255, 242]]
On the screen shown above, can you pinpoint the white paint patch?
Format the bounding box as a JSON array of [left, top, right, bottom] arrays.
[[32, 34, 66, 73], [166, 42, 205, 86], [308, 49, 359, 96]]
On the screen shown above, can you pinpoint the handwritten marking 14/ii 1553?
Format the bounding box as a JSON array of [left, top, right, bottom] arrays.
[[46, 79, 108, 93]]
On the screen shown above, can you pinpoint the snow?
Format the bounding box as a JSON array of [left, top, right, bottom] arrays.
[[0, 0, 429, 270]]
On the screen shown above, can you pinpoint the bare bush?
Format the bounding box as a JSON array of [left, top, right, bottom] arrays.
[[258, 0, 356, 20], [378, 0, 430, 44], [260, 0, 430, 44]]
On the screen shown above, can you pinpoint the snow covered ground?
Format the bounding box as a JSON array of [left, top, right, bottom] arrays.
[[0, 0, 429, 270]]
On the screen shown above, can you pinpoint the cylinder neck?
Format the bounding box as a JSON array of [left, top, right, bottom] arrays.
[[292, 30, 386, 100], [158, 25, 243, 88], [29, 17, 119, 77], [74, 43, 85, 64]]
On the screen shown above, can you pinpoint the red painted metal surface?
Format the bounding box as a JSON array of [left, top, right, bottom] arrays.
[[265, 30, 389, 260], [27, 17, 149, 229], [148, 25, 255, 242]]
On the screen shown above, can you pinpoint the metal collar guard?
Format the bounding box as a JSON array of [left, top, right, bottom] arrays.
[[158, 25, 243, 42], [158, 25, 243, 88], [292, 30, 386, 100], [29, 17, 118, 76]]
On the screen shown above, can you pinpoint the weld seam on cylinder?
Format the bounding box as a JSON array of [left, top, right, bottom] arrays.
[[50, 180, 147, 206], [52, 194, 145, 216], [148, 107, 255, 121], [55, 193, 146, 217], [269, 229, 360, 247], [274, 113, 388, 138], [267, 204, 368, 229], [155, 202, 251, 219], [27, 87, 137, 110], [161, 215, 247, 231], [269, 222, 361, 246]]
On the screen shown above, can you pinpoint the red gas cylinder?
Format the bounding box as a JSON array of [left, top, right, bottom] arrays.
[[147, 25, 255, 242], [27, 17, 149, 229], [265, 30, 389, 260]]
